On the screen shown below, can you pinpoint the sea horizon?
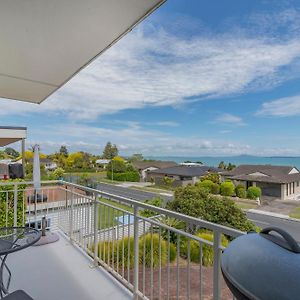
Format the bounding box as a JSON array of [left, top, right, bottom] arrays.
[[144, 155, 300, 169]]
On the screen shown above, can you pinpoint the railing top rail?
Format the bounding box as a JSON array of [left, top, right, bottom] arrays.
[[0, 180, 60, 187], [60, 180, 244, 238]]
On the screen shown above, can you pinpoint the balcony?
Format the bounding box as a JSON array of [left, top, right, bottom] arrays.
[[0, 180, 244, 300]]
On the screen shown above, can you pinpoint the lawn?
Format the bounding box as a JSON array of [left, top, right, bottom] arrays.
[[98, 198, 134, 229], [236, 202, 258, 210], [289, 207, 300, 219]]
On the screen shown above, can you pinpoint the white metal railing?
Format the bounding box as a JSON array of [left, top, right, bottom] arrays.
[[0, 180, 244, 300]]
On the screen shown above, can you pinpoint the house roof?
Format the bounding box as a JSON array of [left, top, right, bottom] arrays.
[[148, 165, 222, 177], [222, 164, 300, 184], [132, 161, 178, 170], [0, 0, 165, 103]]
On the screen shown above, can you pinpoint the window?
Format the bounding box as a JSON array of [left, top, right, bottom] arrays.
[[286, 183, 289, 196], [297, 181, 299, 187], [293, 182, 295, 194]]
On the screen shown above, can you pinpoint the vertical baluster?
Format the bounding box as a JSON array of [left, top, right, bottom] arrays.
[[133, 206, 139, 299]]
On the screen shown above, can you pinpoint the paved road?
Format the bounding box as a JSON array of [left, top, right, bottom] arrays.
[[96, 183, 300, 242], [96, 182, 172, 202], [247, 211, 300, 242]]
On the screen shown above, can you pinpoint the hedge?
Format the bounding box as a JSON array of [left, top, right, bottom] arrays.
[[92, 233, 176, 268], [0, 180, 26, 227], [107, 171, 139, 182]]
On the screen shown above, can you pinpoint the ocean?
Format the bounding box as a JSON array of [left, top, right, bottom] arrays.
[[145, 155, 300, 169]]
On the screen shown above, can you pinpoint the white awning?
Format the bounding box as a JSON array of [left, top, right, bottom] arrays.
[[0, 126, 27, 147], [0, 0, 165, 103]]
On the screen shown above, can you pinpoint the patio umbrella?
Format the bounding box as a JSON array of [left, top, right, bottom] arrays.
[[31, 145, 59, 245], [33, 144, 41, 192]]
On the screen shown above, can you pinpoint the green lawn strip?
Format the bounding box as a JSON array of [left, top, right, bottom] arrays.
[[97, 198, 134, 229], [130, 185, 172, 194], [289, 207, 300, 219], [236, 202, 258, 210]]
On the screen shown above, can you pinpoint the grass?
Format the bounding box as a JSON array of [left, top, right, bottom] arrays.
[[98, 198, 134, 229], [236, 202, 258, 210], [131, 185, 173, 194], [289, 207, 300, 219]]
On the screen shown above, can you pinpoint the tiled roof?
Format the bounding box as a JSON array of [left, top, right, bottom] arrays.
[[222, 164, 300, 184], [148, 165, 222, 177]]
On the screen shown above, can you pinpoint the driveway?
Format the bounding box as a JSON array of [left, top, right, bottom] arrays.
[[257, 198, 300, 215]]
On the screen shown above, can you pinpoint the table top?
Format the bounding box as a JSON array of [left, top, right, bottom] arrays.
[[0, 227, 41, 256]]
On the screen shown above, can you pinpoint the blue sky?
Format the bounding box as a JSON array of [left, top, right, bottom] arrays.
[[1, 0, 300, 156]]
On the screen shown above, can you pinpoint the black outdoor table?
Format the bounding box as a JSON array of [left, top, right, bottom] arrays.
[[0, 227, 41, 298]]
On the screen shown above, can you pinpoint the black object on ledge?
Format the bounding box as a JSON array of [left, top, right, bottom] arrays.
[[221, 227, 300, 300]]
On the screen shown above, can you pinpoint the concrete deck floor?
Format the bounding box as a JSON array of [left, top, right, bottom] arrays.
[[5, 231, 132, 300]]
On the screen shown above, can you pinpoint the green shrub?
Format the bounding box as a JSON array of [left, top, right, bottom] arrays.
[[107, 171, 139, 182], [167, 185, 256, 232], [140, 197, 163, 218], [211, 183, 220, 194], [0, 180, 26, 227], [247, 186, 262, 200], [220, 180, 235, 196], [94, 237, 135, 268], [140, 233, 169, 267], [92, 233, 176, 269], [197, 180, 214, 192], [235, 185, 246, 198], [181, 231, 228, 266]]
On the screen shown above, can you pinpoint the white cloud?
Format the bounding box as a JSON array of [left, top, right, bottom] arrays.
[[257, 95, 300, 117], [1, 13, 300, 119], [214, 113, 245, 126]]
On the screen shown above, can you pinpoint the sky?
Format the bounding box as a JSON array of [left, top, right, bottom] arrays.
[[2, 0, 300, 157]]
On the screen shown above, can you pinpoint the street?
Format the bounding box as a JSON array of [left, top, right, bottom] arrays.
[[247, 211, 300, 242], [96, 182, 300, 242], [96, 182, 172, 202]]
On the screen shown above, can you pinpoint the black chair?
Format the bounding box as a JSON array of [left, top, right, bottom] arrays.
[[3, 290, 33, 300]]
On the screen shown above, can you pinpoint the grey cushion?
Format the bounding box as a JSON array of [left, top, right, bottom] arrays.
[[3, 290, 33, 300]]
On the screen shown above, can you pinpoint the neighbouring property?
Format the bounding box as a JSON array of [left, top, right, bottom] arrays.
[[28, 158, 57, 171], [221, 164, 300, 201], [132, 160, 178, 181], [147, 165, 222, 186]]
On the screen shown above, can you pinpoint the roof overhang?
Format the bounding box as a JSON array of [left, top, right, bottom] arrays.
[[0, 126, 27, 147], [0, 0, 165, 103]]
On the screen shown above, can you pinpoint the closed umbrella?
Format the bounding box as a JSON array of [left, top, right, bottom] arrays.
[[31, 145, 59, 245], [33, 144, 41, 192]]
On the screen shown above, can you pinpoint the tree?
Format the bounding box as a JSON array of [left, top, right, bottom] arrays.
[[106, 156, 126, 173], [218, 161, 226, 169], [59, 145, 68, 157], [200, 173, 220, 184], [102, 142, 118, 159], [227, 163, 236, 171], [4, 147, 19, 158], [167, 185, 255, 232]]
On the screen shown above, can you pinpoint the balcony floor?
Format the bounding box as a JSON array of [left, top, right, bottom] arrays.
[[6, 231, 132, 300]]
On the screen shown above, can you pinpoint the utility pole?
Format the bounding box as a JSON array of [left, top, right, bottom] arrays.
[[111, 159, 114, 182]]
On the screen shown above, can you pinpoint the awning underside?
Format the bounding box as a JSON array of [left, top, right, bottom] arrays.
[[0, 0, 164, 104]]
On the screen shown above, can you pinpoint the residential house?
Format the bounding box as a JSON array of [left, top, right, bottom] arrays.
[[147, 165, 222, 186], [221, 164, 300, 200], [95, 159, 111, 169], [28, 158, 57, 171], [132, 160, 178, 181]]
